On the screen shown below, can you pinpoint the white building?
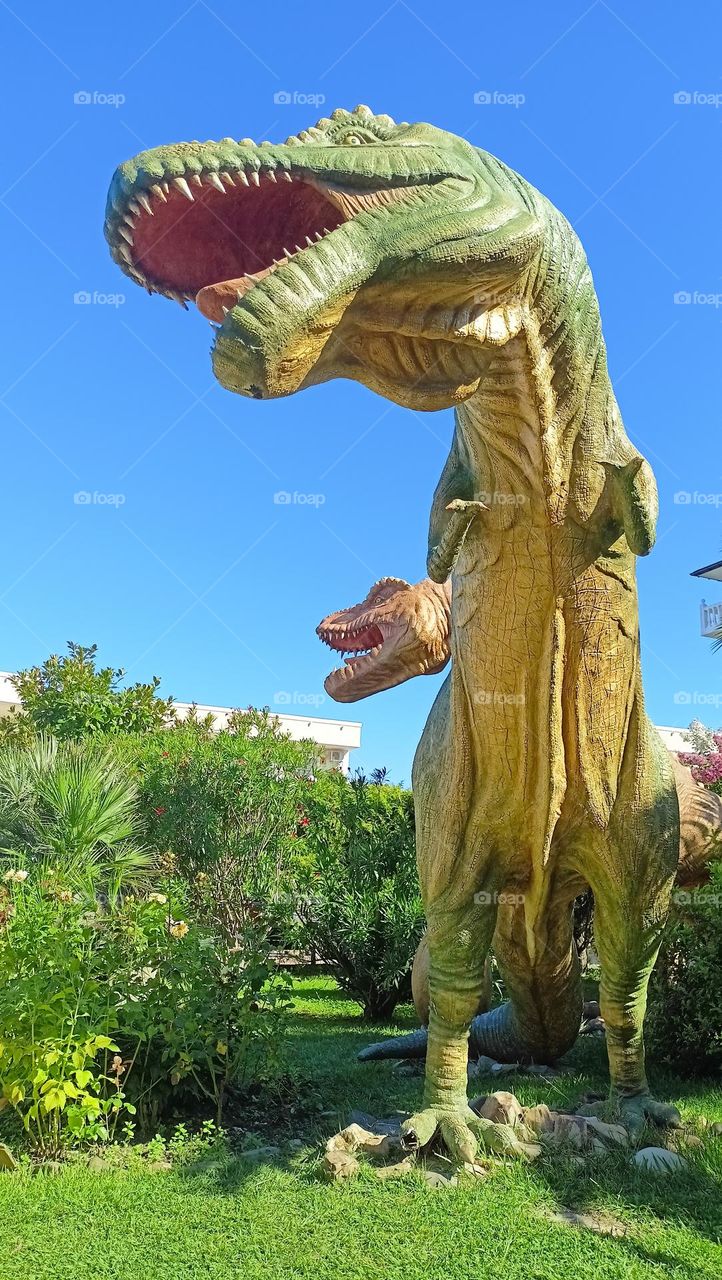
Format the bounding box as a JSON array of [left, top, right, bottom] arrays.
[[0, 672, 362, 775], [692, 558, 722, 639], [656, 725, 695, 754]]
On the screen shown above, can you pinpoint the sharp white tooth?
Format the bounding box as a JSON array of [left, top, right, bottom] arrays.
[[238, 171, 249, 187], [221, 305, 229, 315], [314, 231, 323, 241], [236, 290, 246, 304], [119, 225, 134, 245], [138, 193, 153, 216], [283, 247, 293, 258], [207, 171, 226, 193], [173, 177, 194, 201], [323, 227, 331, 234], [220, 171, 235, 187], [118, 244, 132, 263], [281, 170, 293, 182], [151, 183, 167, 203], [249, 170, 260, 187], [128, 199, 141, 216], [305, 236, 314, 247], [192, 174, 203, 188], [123, 212, 136, 228], [295, 244, 303, 253], [266, 169, 277, 182], [161, 181, 170, 195]]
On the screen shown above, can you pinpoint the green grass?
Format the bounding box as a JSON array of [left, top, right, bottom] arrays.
[[0, 974, 721, 1280]]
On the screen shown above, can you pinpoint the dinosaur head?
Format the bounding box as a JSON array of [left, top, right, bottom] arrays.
[[105, 106, 542, 410], [317, 576, 451, 703]]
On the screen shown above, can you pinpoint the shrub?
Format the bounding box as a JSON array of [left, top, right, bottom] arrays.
[[117, 712, 317, 937], [0, 642, 175, 744], [0, 874, 289, 1149], [291, 770, 424, 1020], [646, 863, 722, 1075], [0, 735, 153, 900]]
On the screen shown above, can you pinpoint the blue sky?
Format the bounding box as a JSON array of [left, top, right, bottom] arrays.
[[0, 1, 720, 782]]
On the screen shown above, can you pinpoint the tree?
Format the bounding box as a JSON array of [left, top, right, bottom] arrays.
[[679, 721, 722, 794], [0, 643, 175, 743]]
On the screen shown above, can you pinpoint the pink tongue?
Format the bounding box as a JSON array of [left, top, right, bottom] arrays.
[[196, 267, 276, 322]]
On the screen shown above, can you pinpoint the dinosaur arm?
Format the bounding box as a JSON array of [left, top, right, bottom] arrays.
[[606, 455, 658, 557], [427, 426, 486, 581]]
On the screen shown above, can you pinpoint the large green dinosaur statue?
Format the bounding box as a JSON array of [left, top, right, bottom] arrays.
[[318, 575, 722, 1047], [107, 105, 683, 1161]]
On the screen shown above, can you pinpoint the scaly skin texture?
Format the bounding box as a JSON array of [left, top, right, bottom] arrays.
[[108, 106, 684, 1158], [322, 574, 722, 1056]]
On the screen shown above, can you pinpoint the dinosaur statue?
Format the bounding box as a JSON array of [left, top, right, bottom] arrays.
[[319, 575, 722, 1046], [107, 105, 685, 1161]]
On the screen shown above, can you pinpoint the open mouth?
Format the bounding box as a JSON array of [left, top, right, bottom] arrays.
[[107, 156, 433, 324], [316, 617, 386, 687]]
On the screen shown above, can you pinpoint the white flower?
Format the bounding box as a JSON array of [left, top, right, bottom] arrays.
[[3, 869, 28, 884], [148, 893, 168, 905]]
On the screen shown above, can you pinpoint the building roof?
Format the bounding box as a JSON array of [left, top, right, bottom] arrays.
[[691, 558, 722, 582]]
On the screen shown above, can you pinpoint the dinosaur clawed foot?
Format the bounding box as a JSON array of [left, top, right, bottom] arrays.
[[616, 1092, 682, 1137], [400, 1103, 537, 1164]]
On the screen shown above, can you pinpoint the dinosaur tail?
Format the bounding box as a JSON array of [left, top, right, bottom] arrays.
[[357, 1027, 429, 1061]]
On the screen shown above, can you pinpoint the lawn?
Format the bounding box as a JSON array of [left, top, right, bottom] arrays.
[[0, 974, 721, 1280]]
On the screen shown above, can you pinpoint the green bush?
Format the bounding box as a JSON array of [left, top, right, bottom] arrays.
[[291, 770, 424, 1020], [0, 874, 289, 1150], [117, 712, 317, 939], [646, 863, 722, 1075], [0, 735, 153, 900], [0, 642, 174, 744]]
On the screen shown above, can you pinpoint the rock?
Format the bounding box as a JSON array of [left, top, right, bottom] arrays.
[[633, 1146, 687, 1174], [543, 1206, 627, 1237], [238, 1145, 281, 1163], [523, 1104, 556, 1136], [286, 1139, 305, 1151], [348, 1110, 401, 1137], [709, 1122, 722, 1137], [87, 1155, 110, 1172], [468, 1055, 499, 1076], [583, 1117, 629, 1148], [476, 1091, 525, 1128], [324, 1149, 360, 1181], [147, 1160, 173, 1172], [374, 1157, 415, 1181], [551, 1115, 586, 1149], [490, 1062, 520, 1077], [0, 1144, 18, 1171], [326, 1123, 398, 1159], [39, 1160, 62, 1175]]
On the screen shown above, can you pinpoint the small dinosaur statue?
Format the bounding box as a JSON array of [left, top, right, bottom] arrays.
[[319, 575, 722, 1054], [108, 105, 687, 1160]]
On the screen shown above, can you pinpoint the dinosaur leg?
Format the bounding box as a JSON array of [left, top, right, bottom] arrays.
[[401, 896, 532, 1161], [589, 715, 681, 1135], [466, 887, 583, 1064]]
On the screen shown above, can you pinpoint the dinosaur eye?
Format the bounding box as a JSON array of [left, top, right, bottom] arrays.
[[340, 131, 369, 145]]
